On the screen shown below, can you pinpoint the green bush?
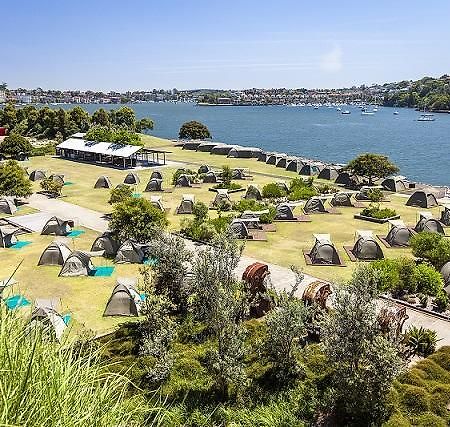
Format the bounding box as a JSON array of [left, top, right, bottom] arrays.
[[31, 142, 56, 156], [84, 125, 143, 146], [262, 183, 286, 199], [0, 133, 33, 157], [368, 188, 384, 202], [172, 168, 197, 185], [434, 291, 449, 312], [413, 412, 447, 427], [213, 182, 242, 191], [371, 259, 401, 293], [232, 199, 275, 223], [399, 384, 431, 415], [360, 204, 397, 219], [415, 359, 450, 383], [108, 185, 133, 204], [429, 346, 450, 371], [410, 232, 450, 268], [413, 263, 444, 296], [383, 412, 412, 427], [430, 385, 450, 417], [288, 186, 318, 201], [396, 369, 427, 388]]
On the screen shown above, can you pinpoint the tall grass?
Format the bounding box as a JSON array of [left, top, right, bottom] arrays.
[[0, 308, 149, 426]]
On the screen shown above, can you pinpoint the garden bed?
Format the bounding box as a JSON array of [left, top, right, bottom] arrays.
[[353, 214, 400, 224]]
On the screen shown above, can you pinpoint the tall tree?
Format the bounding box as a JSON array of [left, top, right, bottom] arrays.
[[346, 153, 399, 185], [113, 106, 136, 130], [179, 121, 211, 140], [91, 108, 110, 127], [0, 134, 32, 157], [0, 160, 32, 197]]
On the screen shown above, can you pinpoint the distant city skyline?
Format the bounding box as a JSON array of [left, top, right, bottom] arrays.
[[2, 0, 450, 91]]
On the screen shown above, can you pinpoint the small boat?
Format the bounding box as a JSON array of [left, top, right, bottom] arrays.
[[361, 111, 375, 115], [336, 107, 341, 111], [341, 110, 351, 115], [393, 111, 399, 115], [373, 108, 378, 112], [417, 113, 435, 122]]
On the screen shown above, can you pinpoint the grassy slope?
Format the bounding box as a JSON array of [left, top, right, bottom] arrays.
[[2, 133, 442, 332]]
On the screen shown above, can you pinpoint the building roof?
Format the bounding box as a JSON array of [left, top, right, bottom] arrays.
[[57, 138, 142, 158]]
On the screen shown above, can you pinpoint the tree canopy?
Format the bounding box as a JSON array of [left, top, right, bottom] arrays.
[[0, 133, 32, 157], [0, 160, 32, 197], [84, 126, 143, 146], [178, 121, 211, 140], [346, 153, 399, 184]]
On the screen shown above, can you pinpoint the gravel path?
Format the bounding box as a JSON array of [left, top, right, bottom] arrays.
[[28, 193, 450, 347]]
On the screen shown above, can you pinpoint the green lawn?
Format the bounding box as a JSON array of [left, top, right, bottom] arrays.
[[9, 136, 445, 331]]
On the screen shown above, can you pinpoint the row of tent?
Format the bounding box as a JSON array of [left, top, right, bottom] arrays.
[[94, 171, 164, 189], [180, 141, 262, 158]]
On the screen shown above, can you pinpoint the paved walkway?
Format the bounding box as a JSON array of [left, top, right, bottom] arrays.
[[28, 194, 450, 347]]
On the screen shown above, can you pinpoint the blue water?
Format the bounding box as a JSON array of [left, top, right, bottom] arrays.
[[59, 103, 450, 186]]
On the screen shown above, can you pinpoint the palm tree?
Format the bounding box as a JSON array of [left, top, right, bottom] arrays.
[[404, 325, 439, 357]]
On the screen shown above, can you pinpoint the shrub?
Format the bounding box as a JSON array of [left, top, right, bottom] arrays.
[[108, 185, 133, 205], [0, 160, 32, 198], [40, 176, 63, 197], [232, 199, 276, 223], [360, 204, 397, 219], [192, 202, 209, 223], [368, 188, 384, 202], [221, 165, 233, 187], [315, 183, 336, 194], [414, 412, 447, 427], [410, 232, 450, 268], [288, 186, 318, 201], [399, 384, 430, 415], [413, 263, 444, 296], [0, 133, 32, 157], [213, 182, 242, 191], [370, 259, 401, 293], [430, 385, 450, 417], [433, 291, 449, 312], [31, 142, 56, 156], [404, 326, 438, 358], [289, 177, 314, 192], [172, 168, 196, 185], [383, 412, 412, 427], [262, 183, 286, 199]]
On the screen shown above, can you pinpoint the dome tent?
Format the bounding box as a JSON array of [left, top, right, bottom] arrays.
[[103, 278, 141, 317], [145, 178, 163, 192], [29, 169, 46, 181], [349, 230, 384, 261], [318, 166, 340, 181], [123, 172, 140, 185], [266, 153, 286, 165], [441, 262, 450, 287], [243, 185, 262, 201], [257, 151, 271, 162], [212, 189, 232, 209], [303, 197, 327, 214], [232, 168, 249, 180], [203, 171, 219, 183], [176, 194, 195, 214], [0, 227, 18, 248], [384, 220, 415, 247], [210, 144, 237, 155], [197, 142, 219, 152], [150, 171, 163, 180], [440, 205, 450, 226], [227, 146, 261, 158], [335, 171, 360, 188], [59, 251, 95, 277], [94, 175, 112, 189], [49, 174, 65, 185], [41, 216, 73, 236], [414, 211, 445, 235], [175, 174, 192, 187], [275, 156, 289, 168], [91, 231, 120, 257], [330, 192, 353, 207], [27, 300, 67, 341], [308, 234, 341, 265], [276, 181, 289, 193], [198, 164, 210, 174], [274, 203, 295, 220], [0, 198, 17, 215], [382, 177, 408, 192], [406, 191, 438, 208], [299, 163, 321, 176], [114, 240, 145, 264], [228, 219, 249, 239], [38, 241, 72, 266], [286, 159, 304, 173], [150, 195, 165, 212]]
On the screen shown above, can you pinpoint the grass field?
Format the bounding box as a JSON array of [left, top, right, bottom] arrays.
[[1, 133, 444, 333]]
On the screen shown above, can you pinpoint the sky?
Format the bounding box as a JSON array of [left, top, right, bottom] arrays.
[[2, 0, 450, 91]]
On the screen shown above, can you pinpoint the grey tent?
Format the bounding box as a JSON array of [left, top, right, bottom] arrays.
[[114, 240, 145, 264], [228, 146, 261, 158], [212, 189, 232, 209], [210, 144, 237, 155], [41, 216, 72, 236], [228, 220, 249, 239], [351, 231, 384, 260], [385, 221, 415, 247], [124, 172, 140, 185], [203, 171, 219, 183], [91, 232, 120, 257], [145, 178, 163, 192], [49, 174, 65, 186], [304, 197, 327, 214], [103, 278, 141, 317], [267, 153, 286, 165], [29, 170, 46, 181], [197, 142, 219, 152], [299, 164, 321, 176], [258, 152, 273, 162], [441, 206, 450, 226], [175, 174, 192, 187], [440, 262, 450, 287], [275, 203, 295, 220], [334, 172, 360, 188], [59, 251, 95, 277], [276, 181, 289, 193], [176, 194, 195, 214], [382, 177, 408, 192], [0, 227, 18, 248], [182, 141, 203, 150], [286, 159, 304, 172], [244, 185, 262, 201], [275, 157, 290, 168], [28, 301, 67, 341], [198, 165, 210, 174], [355, 186, 375, 201], [94, 176, 112, 189], [38, 241, 72, 266], [0, 198, 17, 215], [232, 168, 250, 180], [414, 213, 444, 235], [406, 191, 438, 208], [150, 171, 163, 180], [150, 195, 165, 212], [330, 192, 353, 207], [318, 167, 340, 180], [309, 234, 341, 265]]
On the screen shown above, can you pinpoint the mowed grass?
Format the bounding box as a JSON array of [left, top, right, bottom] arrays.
[[8, 135, 445, 332], [0, 226, 144, 334]]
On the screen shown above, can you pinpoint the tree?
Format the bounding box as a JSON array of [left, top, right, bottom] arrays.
[[0, 133, 32, 157], [91, 108, 110, 127], [108, 185, 133, 205], [112, 107, 136, 130], [109, 197, 168, 243], [263, 268, 309, 382], [178, 121, 211, 140], [84, 126, 142, 146], [68, 106, 90, 132], [221, 165, 233, 187], [262, 182, 286, 199], [135, 117, 154, 132], [410, 232, 450, 268], [0, 160, 32, 197], [321, 265, 405, 425], [346, 153, 399, 185]]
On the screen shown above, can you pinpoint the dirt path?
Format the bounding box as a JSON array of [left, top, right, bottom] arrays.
[[28, 193, 450, 347]]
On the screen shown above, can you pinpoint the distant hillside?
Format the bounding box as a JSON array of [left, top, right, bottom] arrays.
[[383, 75, 450, 111]]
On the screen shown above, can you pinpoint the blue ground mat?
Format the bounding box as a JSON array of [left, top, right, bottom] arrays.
[[9, 241, 32, 250], [90, 266, 115, 277], [132, 193, 142, 198], [4, 295, 31, 310], [63, 182, 74, 186], [62, 313, 71, 325], [140, 293, 147, 301], [143, 257, 159, 266], [66, 230, 85, 238]]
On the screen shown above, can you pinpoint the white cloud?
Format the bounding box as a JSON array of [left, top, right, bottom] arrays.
[[320, 45, 343, 72]]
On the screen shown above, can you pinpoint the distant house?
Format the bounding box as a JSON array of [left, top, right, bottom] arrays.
[[56, 135, 169, 169]]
